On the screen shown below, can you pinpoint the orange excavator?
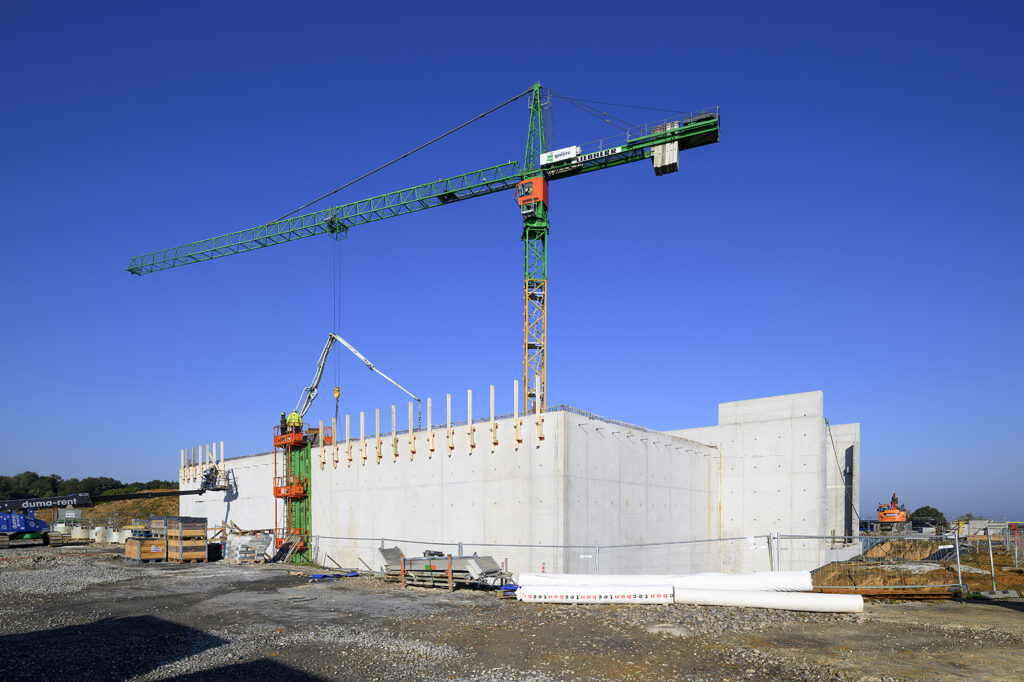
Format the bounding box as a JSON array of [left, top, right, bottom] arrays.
[[877, 493, 909, 532]]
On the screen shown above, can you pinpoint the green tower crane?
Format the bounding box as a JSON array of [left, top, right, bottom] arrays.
[[127, 83, 720, 415], [128, 85, 718, 559]]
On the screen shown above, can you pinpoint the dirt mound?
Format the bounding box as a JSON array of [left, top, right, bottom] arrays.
[[812, 560, 953, 590], [80, 490, 180, 525], [863, 539, 943, 561]]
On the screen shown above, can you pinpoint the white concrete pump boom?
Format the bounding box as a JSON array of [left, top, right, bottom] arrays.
[[295, 333, 421, 425]]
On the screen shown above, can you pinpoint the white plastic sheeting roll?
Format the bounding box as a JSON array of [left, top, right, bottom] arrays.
[[673, 588, 863, 613], [516, 570, 812, 593], [517, 585, 674, 604]]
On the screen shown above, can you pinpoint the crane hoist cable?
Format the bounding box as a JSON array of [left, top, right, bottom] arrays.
[[272, 87, 534, 224]]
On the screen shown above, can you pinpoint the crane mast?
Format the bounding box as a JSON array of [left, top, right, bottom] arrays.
[[521, 84, 550, 412]]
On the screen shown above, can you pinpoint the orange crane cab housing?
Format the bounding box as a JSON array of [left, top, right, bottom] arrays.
[[516, 176, 548, 213]]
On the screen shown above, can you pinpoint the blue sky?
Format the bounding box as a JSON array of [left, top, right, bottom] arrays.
[[1, 3, 1021, 520]]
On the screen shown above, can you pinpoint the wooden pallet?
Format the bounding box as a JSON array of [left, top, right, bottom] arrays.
[[123, 557, 164, 564], [168, 557, 206, 564]]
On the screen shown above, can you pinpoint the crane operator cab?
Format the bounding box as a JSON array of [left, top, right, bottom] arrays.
[[516, 177, 548, 219]]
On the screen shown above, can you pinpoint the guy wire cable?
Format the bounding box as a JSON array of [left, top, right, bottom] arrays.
[[273, 87, 534, 223]]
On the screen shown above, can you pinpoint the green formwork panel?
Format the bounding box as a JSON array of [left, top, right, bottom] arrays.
[[289, 443, 312, 564]]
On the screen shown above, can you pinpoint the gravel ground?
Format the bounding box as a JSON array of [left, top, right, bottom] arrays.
[[1, 544, 1022, 681]]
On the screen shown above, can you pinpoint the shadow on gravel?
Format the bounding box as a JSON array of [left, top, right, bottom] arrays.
[[166, 658, 327, 680], [0, 615, 225, 680], [966, 598, 1024, 614]]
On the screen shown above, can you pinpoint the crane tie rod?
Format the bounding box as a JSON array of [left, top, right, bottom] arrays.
[[272, 87, 534, 224], [547, 88, 639, 130]]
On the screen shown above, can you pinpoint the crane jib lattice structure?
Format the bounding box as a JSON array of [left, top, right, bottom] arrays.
[[127, 84, 720, 412]]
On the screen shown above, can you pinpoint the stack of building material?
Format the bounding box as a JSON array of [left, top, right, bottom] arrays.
[[166, 516, 208, 563], [150, 516, 168, 539], [224, 532, 274, 565], [125, 534, 166, 562]]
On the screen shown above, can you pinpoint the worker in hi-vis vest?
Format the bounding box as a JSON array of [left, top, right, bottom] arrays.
[[287, 410, 302, 433]]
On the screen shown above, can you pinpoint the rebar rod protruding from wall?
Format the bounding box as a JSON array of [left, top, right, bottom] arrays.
[[446, 393, 454, 455], [392, 405, 398, 462], [514, 380, 523, 446], [490, 385, 498, 449], [467, 389, 475, 454], [332, 417, 339, 468], [360, 411, 366, 464], [375, 408, 382, 463], [408, 402, 416, 459], [427, 397, 434, 457], [345, 414, 352, 467]]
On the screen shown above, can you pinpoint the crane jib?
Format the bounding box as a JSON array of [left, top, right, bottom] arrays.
[[125, 111, 718, 276]]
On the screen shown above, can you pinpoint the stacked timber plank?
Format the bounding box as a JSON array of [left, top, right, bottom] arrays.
[[166, 516, 208, 563]]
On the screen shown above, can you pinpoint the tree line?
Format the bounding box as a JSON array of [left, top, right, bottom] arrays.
[[0, 471, 178, 501]]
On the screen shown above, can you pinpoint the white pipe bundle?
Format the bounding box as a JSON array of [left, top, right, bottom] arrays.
[[513, 570, 861, 613], [516, 570, 812, 592], [673, 588, 863, 613], [517, 585, 674, 604]]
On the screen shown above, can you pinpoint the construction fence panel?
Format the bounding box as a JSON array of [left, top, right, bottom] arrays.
[[777, 534, 962, 593], [307, 536, 421, 572]]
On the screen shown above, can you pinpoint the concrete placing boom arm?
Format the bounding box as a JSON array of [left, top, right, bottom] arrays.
[[296, 333, 420, 423]]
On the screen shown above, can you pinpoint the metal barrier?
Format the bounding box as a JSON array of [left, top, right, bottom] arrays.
[[306, 535, 772, 576], [302, 532, 969, 595], [775, 533, 963, 592]]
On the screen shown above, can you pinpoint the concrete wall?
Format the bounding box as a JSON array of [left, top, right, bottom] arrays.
[[180, 452, 276, 531], [668, 391, 861, 572], [309, 410, 566, 574], [309, 410, 726, 576], [562, 411, 720, 574], [824, 423, 860, 538], [176, 391, 860, 576]]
